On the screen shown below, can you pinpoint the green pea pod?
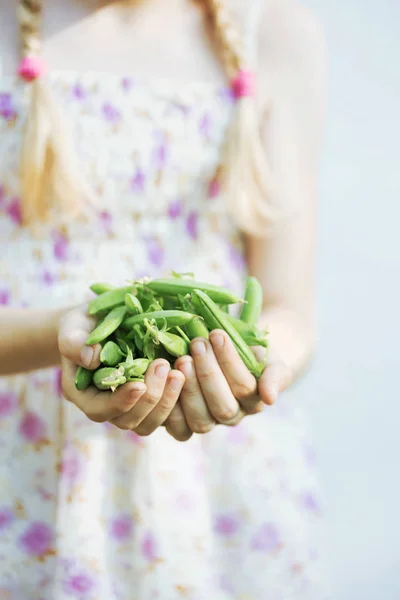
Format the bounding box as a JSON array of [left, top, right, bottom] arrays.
[[88, 286, 133, 316], [191, 293, 221, 330], [93, 366, 127, 391], [239, 276, 263, 327], [126, 358, 151, 378], [86, 306, 127, 345], [122, 310, 194, 331], [125, 293, 143, 315], [185, 317, 209, 340], [158, 331, 189, 358], [191, 290, 264, 378], [90, 282, 115, 295], [146, 278, 243, 305], [226, 314, 268, 348], [75, 366, 93, 391], [100, 341, 125, 367]]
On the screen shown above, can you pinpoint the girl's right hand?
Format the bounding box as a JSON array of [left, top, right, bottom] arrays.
[[58, 306, 185, 434]]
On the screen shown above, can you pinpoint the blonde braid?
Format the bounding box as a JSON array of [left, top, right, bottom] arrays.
[[18, 0, 91, 226], [204, 0, 276, 237]]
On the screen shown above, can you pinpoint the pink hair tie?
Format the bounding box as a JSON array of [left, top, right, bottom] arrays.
[[18, 56, 46, 82], [231, 70, 255, 99]]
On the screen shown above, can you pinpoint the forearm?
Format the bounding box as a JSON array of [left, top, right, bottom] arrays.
[[259, 308, 316, 384], [0, 307, 67, 376]]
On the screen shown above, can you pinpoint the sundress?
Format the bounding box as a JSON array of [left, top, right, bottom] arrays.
[[0, 3, 329, 599]]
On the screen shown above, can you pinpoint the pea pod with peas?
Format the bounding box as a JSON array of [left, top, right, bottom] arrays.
[[75, 273, 268, 391]]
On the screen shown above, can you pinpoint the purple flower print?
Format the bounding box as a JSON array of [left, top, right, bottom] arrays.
[[53, 231, 69, 261], [168, 199, 183, 220], [199, 113, 212, 138], [0, 94, 17, 121], [0, 391, 18, 417], [145, 237, 164, 268], [19, 521, 54, 556], [102, 103, 121, 123], [0, 184, 5, 205], [19, 411, 46, 443], [251, 523, 281, 553], [130, 169, 145, 193], [219, 86, 235, 104], [228, 243, 245, 271], [185, 211, 198, 240], [60, 453, 81, 484], [141, 531, 158, 561], [6, 197, 22, 226], [109, 514, 133, 541], [214, 514, 240, 537], [42, 270, 56, 286], [72, 85, 85, 100], [99, 210, 113, 234], [63, 573, 95, 595], [153, 143, 168, 169], [0, 507, 14, 531], [0, 289, 10, 305], [208, 177, 221, 199], [301, 492, 320, 514], [121, 77, 135, 92]]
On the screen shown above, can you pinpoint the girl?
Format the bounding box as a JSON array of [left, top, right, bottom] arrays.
[[0, 0, 327, 598]]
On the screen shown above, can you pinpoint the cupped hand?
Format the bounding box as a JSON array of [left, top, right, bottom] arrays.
[[164, 330, 292, 442], [58, 306, 184, 433]]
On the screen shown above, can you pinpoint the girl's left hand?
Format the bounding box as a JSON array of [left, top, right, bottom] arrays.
[[163, 330, 292, 442]]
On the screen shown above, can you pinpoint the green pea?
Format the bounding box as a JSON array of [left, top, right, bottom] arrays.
[[93, 366, 126, 391], [86, 306, 127, 345], [146, 278, 243, 305], [88, 286, 133, 316], [75, 366, 93, 391], [125, 293, 143, 315], [122, 310, 194, 331], [239, 276, 263, 327], [100, 341, 125, 367], [125, 358, 151, 378], [90, 282, 115, 295]]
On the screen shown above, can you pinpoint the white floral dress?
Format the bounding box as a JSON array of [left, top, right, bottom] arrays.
[[0, 16, 329, 600]]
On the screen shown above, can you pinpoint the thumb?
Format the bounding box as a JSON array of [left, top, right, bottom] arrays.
[[58, 305, 101, 369]]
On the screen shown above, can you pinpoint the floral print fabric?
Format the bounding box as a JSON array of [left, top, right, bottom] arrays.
[[0, 71, 328, 599]]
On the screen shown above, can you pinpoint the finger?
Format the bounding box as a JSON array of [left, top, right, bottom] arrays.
[[61, 357, 147, 422], [258, 361, 292, 405], [190, 339, 242, 426], [110, 359, 170, 430], [209, 330, 263, 415], [134, 370, 185, 436], [58, 306, 101, 369], [164, 402, 193, 442], [175, 356, 216, 434]]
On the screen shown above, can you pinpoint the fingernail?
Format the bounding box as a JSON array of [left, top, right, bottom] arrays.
[[80, 345, 94, 368], [155, 364, 170, 379], [212, 333, 225, 348], [191, 340, 207, 356], [179, 360, 193, 377], [169, 377, 183, 391]]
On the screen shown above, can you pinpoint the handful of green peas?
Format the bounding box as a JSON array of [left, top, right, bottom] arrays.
[[75, 273, 268, 392]]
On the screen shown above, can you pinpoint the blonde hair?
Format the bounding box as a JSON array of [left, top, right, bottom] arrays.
[[18, 0, 274, 235]]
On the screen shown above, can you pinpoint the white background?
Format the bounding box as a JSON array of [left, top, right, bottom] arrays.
[[299, 1, 400, 598]]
